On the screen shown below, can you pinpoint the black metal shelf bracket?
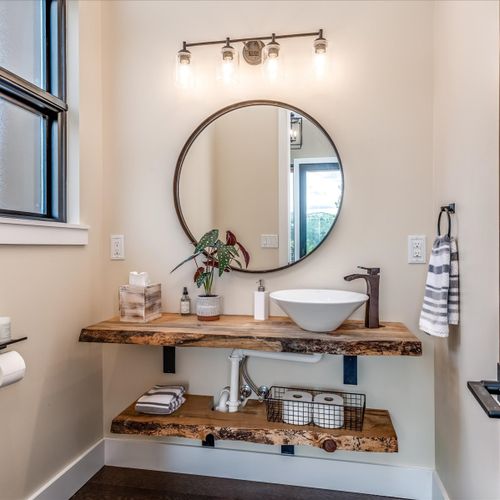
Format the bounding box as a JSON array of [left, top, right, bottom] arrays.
[[202, 434, 215, 447], [0, 337, 28, 351], [343, 355, 358, 385], [467, 380, 500, 418], [163, 346, 176, 373]]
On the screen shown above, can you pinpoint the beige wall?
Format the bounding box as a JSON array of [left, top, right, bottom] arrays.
[[213, 106, 280, 269], [433, 1, 500, 499], [181, 106, 281, 270], [0, 2, 105, 499], [291, 115, 335, 161], [179, 123, 215, 240], [100, 0, 435, 469]]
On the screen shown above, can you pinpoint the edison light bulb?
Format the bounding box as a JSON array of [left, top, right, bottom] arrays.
[[263, 35, 281, 82], [313, 31, 328, 80], [175, 45, 194, 89], [217, 38, 239, 85]]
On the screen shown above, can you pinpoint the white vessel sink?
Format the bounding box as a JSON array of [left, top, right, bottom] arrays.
[[270, 289, 369, 333]]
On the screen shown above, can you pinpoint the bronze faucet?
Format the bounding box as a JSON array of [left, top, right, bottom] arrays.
[[344, 266, 380, 328]]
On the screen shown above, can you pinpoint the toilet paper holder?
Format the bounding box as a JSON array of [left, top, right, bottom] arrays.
[[0, 337, 27, 351]]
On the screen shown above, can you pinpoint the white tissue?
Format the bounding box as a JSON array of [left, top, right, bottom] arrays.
[[129, 272, 150, 287], [313, 393, 344, 429], [282, 390, 313, 425], [0, 351, 26, 388], [0, 317, 11, 342]]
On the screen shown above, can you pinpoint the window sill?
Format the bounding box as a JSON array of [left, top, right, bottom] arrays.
[[0, 217, 89, 245]]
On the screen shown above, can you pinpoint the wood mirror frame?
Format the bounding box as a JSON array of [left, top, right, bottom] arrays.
[[173, 99, 344, 274]]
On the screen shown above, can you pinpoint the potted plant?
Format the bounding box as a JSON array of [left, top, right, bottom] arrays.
[[172, 229, 250, 321]]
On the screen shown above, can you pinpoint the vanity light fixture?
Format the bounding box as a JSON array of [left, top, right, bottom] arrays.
[[175, 29, 328, 88], [175, 42, 194, 88], [263, 33, 281, 81], [313, 29, 328, 78], [218, 38, 239, 85], [290, 114, 303, 150]]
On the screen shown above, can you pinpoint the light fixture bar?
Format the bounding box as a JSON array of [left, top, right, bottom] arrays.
[[183, 30, 323, 49]]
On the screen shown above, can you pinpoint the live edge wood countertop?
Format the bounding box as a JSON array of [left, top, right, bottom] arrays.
[[80, 313, 422, 356]]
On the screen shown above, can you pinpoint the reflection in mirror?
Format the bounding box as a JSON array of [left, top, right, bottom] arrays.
[[178, 103, 343, 272]]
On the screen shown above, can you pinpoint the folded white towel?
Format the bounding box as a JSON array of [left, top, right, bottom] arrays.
[[135, 385, 186, 415], [136, 396, 185, 415], [419, 235, 460, 337]]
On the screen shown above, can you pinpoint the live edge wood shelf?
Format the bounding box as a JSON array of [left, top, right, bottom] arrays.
[[111, 394, 398, 453], [79, 313, 422, 356], [81, 313, 420, 453]]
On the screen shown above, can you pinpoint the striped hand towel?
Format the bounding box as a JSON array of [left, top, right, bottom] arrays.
[[448, 238, 460, 325], [135, 385, 186, 415], [419, 235, 460, 337]]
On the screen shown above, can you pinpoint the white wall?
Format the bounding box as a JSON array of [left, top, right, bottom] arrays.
[[100, 0, 435, 471], [0, 2, 105, 498], [433, 1, 500, 499]]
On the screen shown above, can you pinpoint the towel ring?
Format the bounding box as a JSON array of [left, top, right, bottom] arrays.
[[437, 203, 455, 237]]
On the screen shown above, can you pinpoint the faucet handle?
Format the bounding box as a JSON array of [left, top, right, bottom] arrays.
[[357, 266, 380, 275]]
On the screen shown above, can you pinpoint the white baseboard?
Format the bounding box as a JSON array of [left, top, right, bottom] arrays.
[[27, 437, 445, 500], [28, 440, 104, 500], [432, 470, 450, 500], [105, 437, 435, 500]]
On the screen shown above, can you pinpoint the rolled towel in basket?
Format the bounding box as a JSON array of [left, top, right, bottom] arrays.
[[282, 390, 313, 425], [135, 385, 186, 415], [313, 393, 344, 429]]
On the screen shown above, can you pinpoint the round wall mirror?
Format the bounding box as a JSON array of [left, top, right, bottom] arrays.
[[174, 100, 344, 273]]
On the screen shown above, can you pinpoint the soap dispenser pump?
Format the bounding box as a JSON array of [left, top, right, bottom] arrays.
[[254, 279, 269, 321]]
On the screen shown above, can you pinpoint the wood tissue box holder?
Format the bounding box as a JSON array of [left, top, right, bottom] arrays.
[[119, 283, 162, 323]]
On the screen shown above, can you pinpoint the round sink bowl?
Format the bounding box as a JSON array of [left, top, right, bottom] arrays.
[[270, 289, 369, 333]]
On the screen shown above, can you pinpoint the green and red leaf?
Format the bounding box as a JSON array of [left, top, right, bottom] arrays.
[[236, 242, 250, 268], [226, 230, 237, 246], [195, 229, 219, 252], [196, 271, 211, 288], [193, 266, 204, 283]]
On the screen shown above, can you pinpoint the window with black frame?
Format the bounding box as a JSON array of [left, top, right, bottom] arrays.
[[0, 0, 67, 222]]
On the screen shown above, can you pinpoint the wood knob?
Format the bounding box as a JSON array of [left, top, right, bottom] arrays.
[[321, 439, 337, 453]]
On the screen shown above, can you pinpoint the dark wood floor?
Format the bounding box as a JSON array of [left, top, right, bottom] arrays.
[[71, 466, 402, 500]]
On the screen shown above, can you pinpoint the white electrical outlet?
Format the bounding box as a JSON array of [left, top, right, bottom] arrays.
[[260, 234, 279, 249], [110, 235, 125, 260], [408, 235, 426, 264]]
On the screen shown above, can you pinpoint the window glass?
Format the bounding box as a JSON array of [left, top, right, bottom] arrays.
[[0, 97, 45, 214], [304, 166, 341, 254], [0, 0, 43, 87]]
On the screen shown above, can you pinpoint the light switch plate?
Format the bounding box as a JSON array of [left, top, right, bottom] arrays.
[[261, 234, 279, 249], [111, 234, 125, 260], [408, 235, 426, 264]]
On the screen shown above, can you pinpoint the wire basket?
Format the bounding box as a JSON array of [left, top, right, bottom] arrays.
[[265, 386, 366, 431]]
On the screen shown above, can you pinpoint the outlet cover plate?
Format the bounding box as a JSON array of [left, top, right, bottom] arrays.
[[408, 235, 426, 264], [111, 234, 125, 260]]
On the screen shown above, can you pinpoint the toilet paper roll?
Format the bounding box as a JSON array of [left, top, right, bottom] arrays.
[[282, 390, 313, 425], [313, 393, 344, 429], [0, 317, 11, 342], [0, 351, 26, 388]]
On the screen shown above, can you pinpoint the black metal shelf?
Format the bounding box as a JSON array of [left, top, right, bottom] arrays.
[[0, 337, 28, 351]]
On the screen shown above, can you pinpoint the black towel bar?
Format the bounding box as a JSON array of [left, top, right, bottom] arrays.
[[437, 203, 456, 237]]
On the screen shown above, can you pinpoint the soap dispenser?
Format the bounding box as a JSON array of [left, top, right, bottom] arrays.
[[254, 280, 269, 321]]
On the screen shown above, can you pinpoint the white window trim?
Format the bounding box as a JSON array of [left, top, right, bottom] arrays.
[[0, 217, 88, 245], [0, 0, 89, 246]]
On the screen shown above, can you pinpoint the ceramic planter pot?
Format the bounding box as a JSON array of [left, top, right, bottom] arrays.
[[196, 295, 221, 321]]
